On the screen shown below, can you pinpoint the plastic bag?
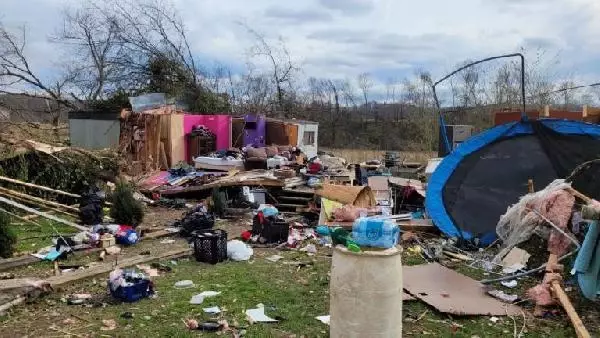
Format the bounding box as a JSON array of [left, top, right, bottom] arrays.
[[227, 240, 253, 261]]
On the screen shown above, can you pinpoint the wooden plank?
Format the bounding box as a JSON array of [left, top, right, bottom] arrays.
[[397, 219, 437, 233], [0, 175, 80, 198], [0, 229, 176, 272], [47, 247, 191, 287], [141, 230, 174, 240], [0, 255, 41, 272], [159, 142, 169, 170], [277, 196, 312, 202], [0, 186, 79, 212], [0, 207, 43, 227], [158, 179, 284, 195], [0, 197, 87, 231], [0, 191, 75, 218], [276, 203, 306, 208]]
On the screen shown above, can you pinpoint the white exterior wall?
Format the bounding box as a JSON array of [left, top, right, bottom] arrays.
[[298, 123, 318, 159]]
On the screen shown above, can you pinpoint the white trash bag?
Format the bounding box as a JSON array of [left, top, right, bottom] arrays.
[[227, 240, 253, 261]]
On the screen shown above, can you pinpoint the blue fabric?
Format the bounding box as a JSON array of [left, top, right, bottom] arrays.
[[574, 221, 600, 301], [426, 119, 600, 245]]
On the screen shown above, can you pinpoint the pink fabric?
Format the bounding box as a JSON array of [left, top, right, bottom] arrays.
[[183, 114, 232, 157]]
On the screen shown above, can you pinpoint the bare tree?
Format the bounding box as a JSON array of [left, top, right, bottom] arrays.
[[0, 24, 77, 130], [54, 6, 121, 101], [357, 72, 372, 123], [243, 25, 297, 114]]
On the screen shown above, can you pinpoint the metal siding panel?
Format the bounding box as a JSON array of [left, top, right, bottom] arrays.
[[69, 119, 120, 149]]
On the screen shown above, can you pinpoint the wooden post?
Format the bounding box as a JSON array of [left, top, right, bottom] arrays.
[[544, 253, 591, 338], [544, 105, 550, 117], [583, 105, 588, 118], [528, 179, 534, 193]]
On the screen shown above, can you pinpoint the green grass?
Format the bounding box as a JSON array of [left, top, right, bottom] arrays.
[[0, 228, 594, 337], [1, 249, 332, 337], [0, 244, 588, 337], [8, 218, 78, 254]]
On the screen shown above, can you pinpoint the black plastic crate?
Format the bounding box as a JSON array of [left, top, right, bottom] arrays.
[[252, 215, 289, 243], [193, 229, 227, 264]]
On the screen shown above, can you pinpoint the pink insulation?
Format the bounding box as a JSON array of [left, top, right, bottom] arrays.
[[527, 273, 562, 307], [537, 190, 575, 255]]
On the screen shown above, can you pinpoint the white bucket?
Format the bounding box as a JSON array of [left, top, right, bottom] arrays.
[[330, 246, 403, 338]]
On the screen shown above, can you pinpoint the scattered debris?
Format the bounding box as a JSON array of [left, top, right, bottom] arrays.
[[189, 291, 221, 305], [265, 255, 284, 263], [198, 290, 221, 297], [246, 304, 278, 323], [403, 263, 521, 315], [501, 247, 531, 269], [174, 280, 195, 289], [487, 290, 519, 303], [100, 319, 117, 331], [190, 294, 204, 305], [203, 306, 221, 314], [315, 315, 330, 325], [501, 280, 518, 288]]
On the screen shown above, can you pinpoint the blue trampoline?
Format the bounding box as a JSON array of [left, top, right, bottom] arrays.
[[426, 118, 600, 246]]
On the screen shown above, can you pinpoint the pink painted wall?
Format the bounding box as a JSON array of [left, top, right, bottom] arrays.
[[183, 114, 232, 160]]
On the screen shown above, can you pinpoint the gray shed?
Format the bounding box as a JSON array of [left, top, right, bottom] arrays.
[[68, 111, 120, 149]]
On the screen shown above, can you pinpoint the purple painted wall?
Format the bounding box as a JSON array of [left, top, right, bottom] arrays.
[[242, 114, 266, 147]]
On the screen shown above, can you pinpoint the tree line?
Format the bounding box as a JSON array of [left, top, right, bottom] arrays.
[[1, 0, 599, 151]]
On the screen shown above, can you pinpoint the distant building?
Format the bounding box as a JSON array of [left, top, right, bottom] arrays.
[[0, 93, 73, 123]]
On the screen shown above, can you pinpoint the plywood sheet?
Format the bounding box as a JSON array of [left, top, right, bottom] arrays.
[[403, 263, 521, 315], [286, 123, 298, 146], [169, 114, 185, 166]]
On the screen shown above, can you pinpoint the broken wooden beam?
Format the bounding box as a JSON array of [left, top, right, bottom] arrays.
[[47, 247, 191, 287], [0, 196, 87, 231], [545, 254, 591, 338], [0, 207, 43, 227], [0, 175, 80, 198], [0, 190, 77, 219], [0, 229, 177, 272], [0, 186, 79, 213]]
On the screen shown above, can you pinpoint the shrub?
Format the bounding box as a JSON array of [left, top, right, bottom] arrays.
[[0, 212, 17, 258], [110, 180, 144, 227]]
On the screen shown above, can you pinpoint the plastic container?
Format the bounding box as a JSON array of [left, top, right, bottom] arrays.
[[330, 246, 402, 337], [109, 278, 153, 302], [193, 229, 228, 264], [352, 217, 399, 249]]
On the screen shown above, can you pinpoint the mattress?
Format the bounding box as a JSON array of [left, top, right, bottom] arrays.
[[194, 156, 244, 171]]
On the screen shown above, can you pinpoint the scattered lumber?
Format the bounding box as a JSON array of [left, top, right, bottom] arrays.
[[0, 228, 177, 272], [0, 186, 79, 212], [0, 190, 77, 218], [0, 196, 87, 231], [0, 207, 43, 227], [47, 247, 191, 287], [0, 175, 80, 198]]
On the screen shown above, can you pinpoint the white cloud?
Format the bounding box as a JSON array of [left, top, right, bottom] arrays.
[[1, 0, 599, 99]]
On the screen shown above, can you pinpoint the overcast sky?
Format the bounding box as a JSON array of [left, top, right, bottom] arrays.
[[2, 0, 600, 100]]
